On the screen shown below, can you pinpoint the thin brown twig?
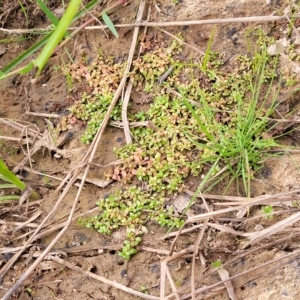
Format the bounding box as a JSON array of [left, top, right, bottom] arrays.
[[191, 217, 208, 300], [50, 255, 160, 300], [1, 14, 299, 34], [186, 188, 300, 223], [181, 249, 300, 300], [158, 27, 205, 56], [25, 111, 61, 118], [166, 267, 181, 300], [121, 0, 148, 144], [160, 245, 195, 299]]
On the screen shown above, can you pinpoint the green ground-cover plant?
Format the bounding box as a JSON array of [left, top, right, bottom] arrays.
[[77, 30, 292, 259], [183, 51, 280, 196]]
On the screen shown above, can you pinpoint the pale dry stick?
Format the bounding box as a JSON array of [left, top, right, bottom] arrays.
[[166, 267, 181, 300], [50, 255, 160, 300], [110, 120, 158, 130], [181, 249, 300, 300], [248, 210, 300, 246], [23, 126, 33, 172], [25, 111, 61, 118], [158, 27, 205, 56], [160, 245, 195, 299], [168, 223, 188, 257], [186, 188, 300, 223], [122, 82, 134, 143], [158, 223, 203, 240], [0, 136, 33, 143], [191, 218, 209, 300], [238, 208, 300, 226], [80, 2, 109, 40], [2, 14, 300, 34], [0, 220, 38, 228], [13, 210, 42, 232], [89, 14, 300, 28], [284, 13, 300, 39], [140, 247, 170, 255], [212, 196, 300, 206], [0, 118, 42, 139], [217, 268, 237, 300], [196, 232, 300, 290], [15, 207, 99, 241], [207, 222, 252, 237], [121, 0, 148, 144], [185, 190, 251, 202]]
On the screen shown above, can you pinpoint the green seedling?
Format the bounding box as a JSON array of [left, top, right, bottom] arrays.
[[140, 286, 149, 294], [262, 205, 274, 219], [211, 259, 222, 268]]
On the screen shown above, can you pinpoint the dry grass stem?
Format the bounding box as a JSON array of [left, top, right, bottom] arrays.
[[1, 14, 300, 34], [0, 135, 34, 144], [158, 28, 205, 56], [122, 0, 148, 144], [248, 210, 300, 246], [25, 111, 61, 118], [50, 255, 160, 300], [158, 223, 204, 240], [161, 245, 195, 299], [182, 249, 300, 299], [217, 268, 237, 300], [166, 266, 181, 300], [0, 220, 38, 228], [187, 188, 300, 223], [191, 218, 209, 300]]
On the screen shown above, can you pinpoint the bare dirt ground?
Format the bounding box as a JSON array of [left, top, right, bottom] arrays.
[[2, 0, 300, 299]]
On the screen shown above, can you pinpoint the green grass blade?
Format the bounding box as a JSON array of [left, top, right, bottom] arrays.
[[0, 34, 50, 77], [0, 159, 26, 191], [102, 12, 118, 38], [202, 26, 216, 72], [183, 96, 214, 142], [0, 195, 20, 202], [0, 0, 100, 77], [0, 184, 18, 188], [74, 0, 100, 21], [34, 0, 81, 75], [36, 0, 59, 26]]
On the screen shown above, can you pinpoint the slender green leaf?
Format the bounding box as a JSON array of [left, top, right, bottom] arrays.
[[19, 61, 34, 74], [0, 161, 26, 191], [36, 0, 59, 26], [0, 0, 100, 76], [0, 34, 51, 75], [0, 195, 20, 202], [183, 96, 214, 142], [102, 12, 118, 38], [34, 0, 81, 75], [0, 184, 17, 188]]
